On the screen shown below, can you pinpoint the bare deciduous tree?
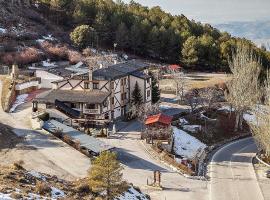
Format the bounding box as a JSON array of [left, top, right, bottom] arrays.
[[172, 72, 188, 103], [185, 90, 200, 113], [250, 112, 270, 156], [225, 43, 262, 132], [198, 87, 221, 110]]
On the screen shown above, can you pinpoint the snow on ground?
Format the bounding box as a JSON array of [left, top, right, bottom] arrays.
[[51, 187, 65, 199], [218, 105, 235, 112], [159, 105, 172, 110], [9, 94, 29, 113], [37, 35, 56, 43], [182, 125, 202, 133], [116, 187, 148, 200], [0, 192, 12, 200], [27, 170, 46, 181], [179, 118, 189, 125], [0, 27, 7, 34], [42, 60, 56, 67], [173, 126, 207, 160], [244, 113, 257, 124]]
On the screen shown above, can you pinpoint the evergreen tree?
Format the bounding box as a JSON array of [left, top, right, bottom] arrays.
[[89, 151, 127, 200], [70, 25, 93, 49], [131, 81, 143, 106], [130, 23, 142, 54], [149, 72, 160, 104], [181, 36, 199, 66], [115, 22, 129, 50]]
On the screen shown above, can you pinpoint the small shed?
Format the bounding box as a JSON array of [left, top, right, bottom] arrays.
[[145, 113, 173, 127]]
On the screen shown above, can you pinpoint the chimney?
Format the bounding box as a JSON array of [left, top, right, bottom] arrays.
[[88, 67, 93, 90]]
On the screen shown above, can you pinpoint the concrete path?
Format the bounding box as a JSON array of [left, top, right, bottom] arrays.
[[0, 82, 91, 180], [102, 121, 208, 200], [208, 137, 264, 200]]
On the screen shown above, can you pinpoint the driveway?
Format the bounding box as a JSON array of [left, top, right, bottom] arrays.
[[102, 121, 208, 200], [0, 83, 90, 180], [208, 137, 264, 200]]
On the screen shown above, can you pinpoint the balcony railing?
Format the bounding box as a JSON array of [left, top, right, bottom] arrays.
[[83, 109, 100, 114]]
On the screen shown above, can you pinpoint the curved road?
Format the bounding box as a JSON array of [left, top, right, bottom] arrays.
[[208, 137, 264, 200]]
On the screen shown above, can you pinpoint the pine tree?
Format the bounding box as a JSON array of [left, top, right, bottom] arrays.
[[149, 72, 160, 104], [89, 151, 126, 200], [131, 81, 143, 106], [115, 22, 129, 50]]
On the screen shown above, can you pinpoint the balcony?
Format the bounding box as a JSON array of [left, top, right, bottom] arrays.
[[83, 109, 100, 114]]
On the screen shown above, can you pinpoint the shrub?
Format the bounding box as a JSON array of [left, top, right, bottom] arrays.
[[35, 181, 51, 195], [13, 160, 24, 170]]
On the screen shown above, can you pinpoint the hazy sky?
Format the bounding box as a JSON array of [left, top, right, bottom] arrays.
[[122, 0, 270, 24]]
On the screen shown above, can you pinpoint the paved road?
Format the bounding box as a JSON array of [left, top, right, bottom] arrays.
[[0, 83, 91, 180], [208, 137, 264, 200], [102, 121, 208, 200]]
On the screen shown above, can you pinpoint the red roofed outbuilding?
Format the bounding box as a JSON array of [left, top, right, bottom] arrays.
[[145, 113, 173, 127]]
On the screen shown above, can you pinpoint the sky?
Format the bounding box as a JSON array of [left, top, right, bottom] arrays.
[[122, 0, 270, 24]]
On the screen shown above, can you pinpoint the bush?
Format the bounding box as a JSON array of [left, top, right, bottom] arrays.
[[35, 181, 51, 195], [13, 160, 24, 170]]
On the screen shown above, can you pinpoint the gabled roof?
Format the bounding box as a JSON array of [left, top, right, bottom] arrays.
[[35, 89, 110, 104], [145, 113, 173, 126], [93, 60, 149, 80]]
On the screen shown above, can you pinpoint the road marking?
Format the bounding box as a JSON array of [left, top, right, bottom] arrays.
[[209, 137, 252, 200]]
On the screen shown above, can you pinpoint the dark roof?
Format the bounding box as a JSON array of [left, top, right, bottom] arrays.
[[43, 120, 113, 154], [93, 60, 149, 80], [35, 89, 110, 104], [131, 71, 151, 79]]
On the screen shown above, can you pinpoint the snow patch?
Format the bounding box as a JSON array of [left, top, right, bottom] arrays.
[[0, 192, 13, 200], [182, 125, 202, 133], [42, 60, 56, 67], [0, 27, 7, 34], [173, 126, 206, 160], [27, 170, 46, 181], [179, 118, 189, 125], [244, 113, 257, 124], [51, 187, 65, 199], [218, 105, 235, 112], [159, 105, 172, 110], [9, 94, 29, 113], [37, 35, 56, 43], [116, 187, 148, 200]]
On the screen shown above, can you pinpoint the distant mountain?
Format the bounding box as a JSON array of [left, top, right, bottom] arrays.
[[215, 21, 270, 50]]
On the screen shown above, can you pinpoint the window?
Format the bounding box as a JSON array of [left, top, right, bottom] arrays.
[[84, 82, 89, 89], [103, 100, 108, 107], [111, 97, 114, 105], [121, 79, 123, 86], [121, 78, 126, 86], [121, 93, 127, 101], [147, 90, 150, 98], [93, 82, 99, 89], [86, 104, 95, 109], [111, 82, 114, 90], [147, 78, 150, 84], [124, 78, 126, 85]]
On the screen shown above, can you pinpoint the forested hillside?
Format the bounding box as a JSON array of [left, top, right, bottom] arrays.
[[2, 0, 270, 71]]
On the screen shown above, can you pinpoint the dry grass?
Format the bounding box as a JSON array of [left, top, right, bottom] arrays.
[[160, 73, 230, 93], [35, 181, 51, 195], [0, 75, 12, 109]]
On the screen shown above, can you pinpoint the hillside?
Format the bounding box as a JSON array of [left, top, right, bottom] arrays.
[[0, 0, 270, 71]]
